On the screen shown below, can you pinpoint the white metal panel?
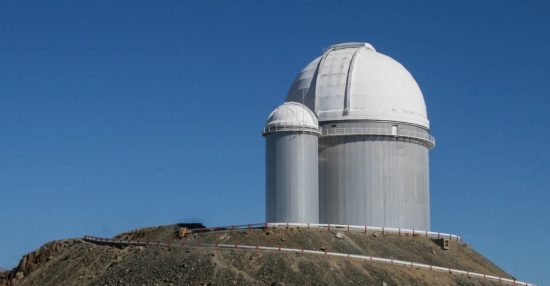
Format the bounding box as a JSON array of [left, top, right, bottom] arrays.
[[315, 48, 356, 119], [319, 121, 430, 230], [350, 51, 427, 126], [266, 132, 319, 223], [285, 42, 430, 129], [286, 57, 320, 108]]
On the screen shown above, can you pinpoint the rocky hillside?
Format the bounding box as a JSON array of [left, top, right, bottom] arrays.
[[1, 224, 516, 286]]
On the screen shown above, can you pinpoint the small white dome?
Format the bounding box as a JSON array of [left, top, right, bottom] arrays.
[[264, 102, 319, 135], [286, 42, 430, 129]]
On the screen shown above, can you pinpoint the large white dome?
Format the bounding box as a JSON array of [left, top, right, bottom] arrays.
[[286, 42, 429, 129]]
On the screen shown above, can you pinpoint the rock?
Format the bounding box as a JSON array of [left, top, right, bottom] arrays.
[[373, 233, 379, 238], [15, 272, 24, 280], [431, 249, 437, 255], [335, 232, 344, 239], [320, 246, 328, 252]]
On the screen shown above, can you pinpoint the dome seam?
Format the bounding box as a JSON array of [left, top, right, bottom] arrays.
[[344, 47, 363, 115]]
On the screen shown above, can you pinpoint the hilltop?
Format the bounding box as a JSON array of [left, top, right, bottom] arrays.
[[1, 224, 516, 286]]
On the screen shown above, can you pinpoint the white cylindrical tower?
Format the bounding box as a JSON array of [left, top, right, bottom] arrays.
[[263, 102, 320, 224], [286, 42, 435, 230]]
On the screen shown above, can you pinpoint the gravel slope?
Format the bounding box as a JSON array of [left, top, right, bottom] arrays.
[[1, 224, 514, 286]]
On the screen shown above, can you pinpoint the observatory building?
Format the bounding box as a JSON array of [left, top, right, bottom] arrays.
[[263, 42, 435, 230]]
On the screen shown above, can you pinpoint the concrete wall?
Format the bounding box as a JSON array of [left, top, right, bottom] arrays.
[[319, 121, 430, 230], [266, 132, 319, 223]]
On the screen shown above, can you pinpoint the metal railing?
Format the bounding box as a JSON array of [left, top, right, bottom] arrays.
[[262, 126, 435, 147], [262, 125, 321, 136], [82, 232, 536, 286], [321, 127, 435, 147], [188, 222, 461, 242]]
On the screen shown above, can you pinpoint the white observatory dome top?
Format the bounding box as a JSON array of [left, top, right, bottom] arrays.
[[286, 42, 429, 129], [264, 102, 319, 135]]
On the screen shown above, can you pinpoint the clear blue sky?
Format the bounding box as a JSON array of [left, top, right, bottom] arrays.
[[1, 1, 548, 284]]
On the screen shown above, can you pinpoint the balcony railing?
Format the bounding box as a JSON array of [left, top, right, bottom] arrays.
[[321, 127, 435, 147], [263, 126, 435, 148]]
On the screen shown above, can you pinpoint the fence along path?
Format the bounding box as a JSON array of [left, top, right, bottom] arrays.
[[190, 222, 462, 242], [83, 226, 536, 286]]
